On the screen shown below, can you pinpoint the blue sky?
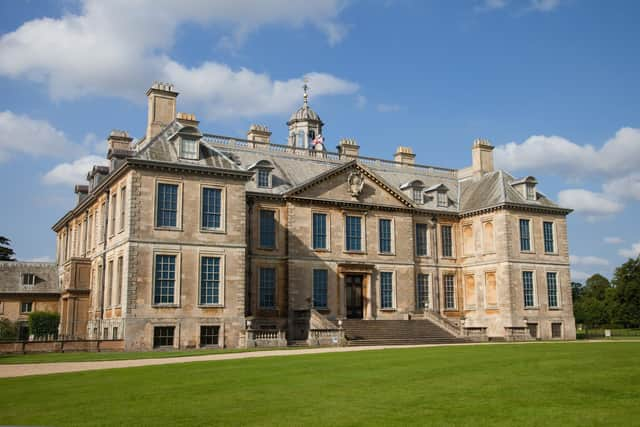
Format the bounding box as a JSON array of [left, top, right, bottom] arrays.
[[0, 0, 639, 280]]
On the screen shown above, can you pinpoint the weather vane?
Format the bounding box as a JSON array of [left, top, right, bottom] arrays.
[[303, 77, 309, 106]]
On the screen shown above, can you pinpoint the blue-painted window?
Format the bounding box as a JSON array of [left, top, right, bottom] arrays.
[[156, 183, 178, 227], [523, 271, 535, 308], [259, 268, 276, 308], [200, 257, 221, 305], [547, 272, 558, 308], [345, 216, 362, 251], [260, 210, 276, 249], [379, 219, 392, 253], [154, 254, 176, 304], [543, 222, 554, 253], [441, 225, 453, 257], [313, 269, 328, 309], [202, 187, 222, 229], [380, 272, 394, 309], [520, 219, 531, 252], [444, 274, 455, 309], [257, 169, 270, 188], [312, 213, 327, 249], [415, 224, 428, 256], [416, 274, 429, 309]]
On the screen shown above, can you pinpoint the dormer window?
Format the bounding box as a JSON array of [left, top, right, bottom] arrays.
[[437, 191, 448, 208], [249, 160, 275, 189], [180, 138, 199, 160], [512, 176, 538, 201], [257, 169, 271, 188], [22, 273, 36, 286], [413, 188, 424, 204], [526, 184, 536, 200]]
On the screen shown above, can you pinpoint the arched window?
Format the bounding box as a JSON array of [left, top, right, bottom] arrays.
[[308, 129, 316, 141], [298, 130, 305, 148]]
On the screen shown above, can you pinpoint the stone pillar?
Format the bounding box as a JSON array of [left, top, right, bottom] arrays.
[[471, 138, 495, 177]]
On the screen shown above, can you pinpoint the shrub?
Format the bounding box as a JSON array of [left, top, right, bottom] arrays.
[[28, 311, 60, 338], [0, 318, 17, 340]]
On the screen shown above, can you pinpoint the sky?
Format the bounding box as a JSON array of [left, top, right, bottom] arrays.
[[0, 0, 639, 281]]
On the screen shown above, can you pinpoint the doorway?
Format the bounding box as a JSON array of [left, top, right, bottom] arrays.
[[345, 275, 364, 319]]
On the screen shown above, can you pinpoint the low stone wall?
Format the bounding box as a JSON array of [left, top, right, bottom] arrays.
[[245, 330, 287, 348], [463, 327, 489, 342], [307, 329, 345, 347], [0, 339, 125, 354], [504, 327, 534, 342]]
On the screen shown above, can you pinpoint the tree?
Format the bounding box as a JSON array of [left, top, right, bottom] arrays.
[[573, 274, 615, 328], [0, 236, 16, 261], [28, 312, 60, 338], [0, 319, 17, 340], [612, 256, 640, 328], [571, 282, 583, 304]]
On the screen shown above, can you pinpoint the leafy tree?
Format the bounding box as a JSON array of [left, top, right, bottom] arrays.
[[0, 236, 16, 261], [0, 319, 17, 340], [574, 274, 615, 328], [28, 312, 60, 338], [571, 282, 583, 304], [611, 256, 640, 328]]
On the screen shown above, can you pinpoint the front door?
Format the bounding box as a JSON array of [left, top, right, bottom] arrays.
[[345, 275, 364, 319]]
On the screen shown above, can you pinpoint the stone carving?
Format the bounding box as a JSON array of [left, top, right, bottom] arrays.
[[347, 171, 365, 198]]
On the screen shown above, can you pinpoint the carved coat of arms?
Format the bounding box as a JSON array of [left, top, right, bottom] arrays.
[[347, 171, 365, 198]]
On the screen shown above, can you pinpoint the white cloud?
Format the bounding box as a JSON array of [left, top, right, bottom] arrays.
[[603, 172, 640, 201], [25, 256, 53, 262], [571, 270, 591, 282], [355, 95, 367, 109], [557, 189, 623, 221], [604, 237, 624, 245], [43, 155, 108, 186], [529, 0, 561, 12], [0, 110, 73, 161], [476, 0, 509, 11], [477, 0, 562, 13], [619, 241, 640, 259], [0, 0, 353, 108], [376, 103, 402, 113], [570, 255, 609, 267]]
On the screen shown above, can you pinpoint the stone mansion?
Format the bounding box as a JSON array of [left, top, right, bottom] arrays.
[[53, 82, 576, 350]]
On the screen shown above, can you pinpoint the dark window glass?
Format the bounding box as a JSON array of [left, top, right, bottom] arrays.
[[345, 216, 362, 251], [380, 272, 393, 309], [547, 272, 558, 308], [444, 275, 455, 309], [523, 271, 535, 308], [20, 302, 33, 313], [22, 274, 36, 286], [415, 224, 428, 256], [259, 268, 276, 308], [202, 188, 222, 229], [543, 222, 554, 253], [257, 169, 270, 188], [551, 323, 562, 338], [200, 257, 221, 305], [379, 219, 392, 253], [113, 327, 118, 339], [153, 326, 175, 347], [156, 183, 178, 227], [312, 213, 327, 249], [313, 269, 328, 309], [441, 225, 453, 257], [520, 219, 531, 252], [416, 274, 429, 309], [200, 325, 220, 347], [154, 255, 176, 304], [260, 210, 276, 249]]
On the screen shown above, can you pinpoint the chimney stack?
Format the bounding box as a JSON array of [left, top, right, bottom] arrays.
[[176, 112, 199, 128], [247, 124, 272, 145], [74, 185, 89, 204], [471, 138, 495, 176], [394, 146, 415, 166], [107, 130, 133, 160], [146, 82, 178, 141], [338, 138, 360, 158]]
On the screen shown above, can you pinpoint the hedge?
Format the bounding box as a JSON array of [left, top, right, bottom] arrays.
[[28, 311, 60, 338]]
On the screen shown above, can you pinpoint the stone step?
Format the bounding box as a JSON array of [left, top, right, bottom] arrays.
[[341, 319, 463, 346]]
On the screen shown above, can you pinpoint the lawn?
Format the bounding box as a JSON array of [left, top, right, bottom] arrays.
[[0, 342, 638, 426]]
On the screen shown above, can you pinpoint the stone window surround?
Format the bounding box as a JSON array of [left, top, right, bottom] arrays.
[[197, 250, 226, 308], [258, 207, 278, 251], [180, 137, 199, 160], [109, 191, 118, 237], [522, 269, 539, 309], [153, 178, 184, 231], [256, 168, 272, 189], [461, 221, 474, 258], [484, 270, 498, 309], [105, 250, 126, 310], [151, 249, 182, 308], [439, 223, 456, 259], [151, 323, 179, 349], [342, 211, 367, 254], [199, 322, 225, 348], [481, 219, 496, 255], [310, 209, 331, 252], [20, 301, 33, 314], [378, 270, 396, 311], [377, 216, 396, 256], [518, 216, 535, 253], [415, 222, 430, 258], [463, 273, 476, 310], [550, 321, 563, 339], [542, 220, 558, 255], [118, 185, 127, 234], [441, 271, 457, 311], [415, 272, 430, 310], [546, 270, 561, 309], [258, 265, 278, 310], [199, 184, 227, 234], [311, 268, 329, 310]]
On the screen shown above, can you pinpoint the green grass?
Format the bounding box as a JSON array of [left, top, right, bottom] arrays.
[[1, 342, 639, 426], [0, 346, 291, 364]]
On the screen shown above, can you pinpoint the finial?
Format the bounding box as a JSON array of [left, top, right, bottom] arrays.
[[303, 77, 309, 107]]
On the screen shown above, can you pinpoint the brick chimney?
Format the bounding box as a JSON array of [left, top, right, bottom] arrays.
[[394, 146, 415, 166], [247, 124, 272, 145], [146, 82, 178, 141], [471, 138, 495, 176], [176, 112, 199, 128], [338, 138, 360, 158], [107, 130, 133, 160]]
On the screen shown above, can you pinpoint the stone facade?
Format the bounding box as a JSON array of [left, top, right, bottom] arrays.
[[52, 82, 576, 350]]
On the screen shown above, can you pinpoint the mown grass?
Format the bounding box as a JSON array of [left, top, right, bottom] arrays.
[[0, 342, 638, 426]]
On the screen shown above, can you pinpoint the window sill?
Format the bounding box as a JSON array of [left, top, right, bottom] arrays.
[[378, 252, 395, 256], [152, 304, 180, 309], [520, 251, 535, 254], [258, 307, 278, 311], [524, 307, 540, 310], [548, 307, 562, 310], [199, 304, 225, 309], [154, 227, 183, 232], [313, 307, 330, 313], [312, 248, 330, 253], [544, 252, 559, 256], [441, 256, 456, 260], [344, 250, 366, 255], [443, 308, 458, 312], [379, 308, 396, 312], [258, 247, 276, 251], [200, 228, 226, 234]]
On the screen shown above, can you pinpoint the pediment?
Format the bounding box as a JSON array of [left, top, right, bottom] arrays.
[[285, 161, 414, 208]]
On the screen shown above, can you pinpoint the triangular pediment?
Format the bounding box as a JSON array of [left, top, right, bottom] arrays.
[[285, 161, 414, 208]]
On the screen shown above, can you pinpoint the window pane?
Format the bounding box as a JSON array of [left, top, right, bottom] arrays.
[[202, 188, 222, 229], [200, 257, 221, 305], [415, 224, 428, 256], [444, 275, 455, 309], [154, 255, 176, 304], [437, 191, 447, 207], [259, 268, 276, 308], [441, 225, 453, 257], [416, 274, 429, 309], [257, 169, 270, 188], [156, 183, 178, 227], [520, 219, 531, 251], [543, 222, 554, 253], [153, 326, 175, 347], [260, 210, 276, 248], [413, 188, 423, 204], [200, 325, 220, 347], [181, 139, 198, 159], [345, 216, 362, 251], [379, 219, 392, 253], [523, 271, 535, 308], [380, 272, 393, 309], [312, 213, 327, 249], [313, 269, 328, 308], [547, 272, 558, 308]]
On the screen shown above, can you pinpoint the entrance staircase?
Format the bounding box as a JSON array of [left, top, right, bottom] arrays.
[[342, 319, 467, 346]]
